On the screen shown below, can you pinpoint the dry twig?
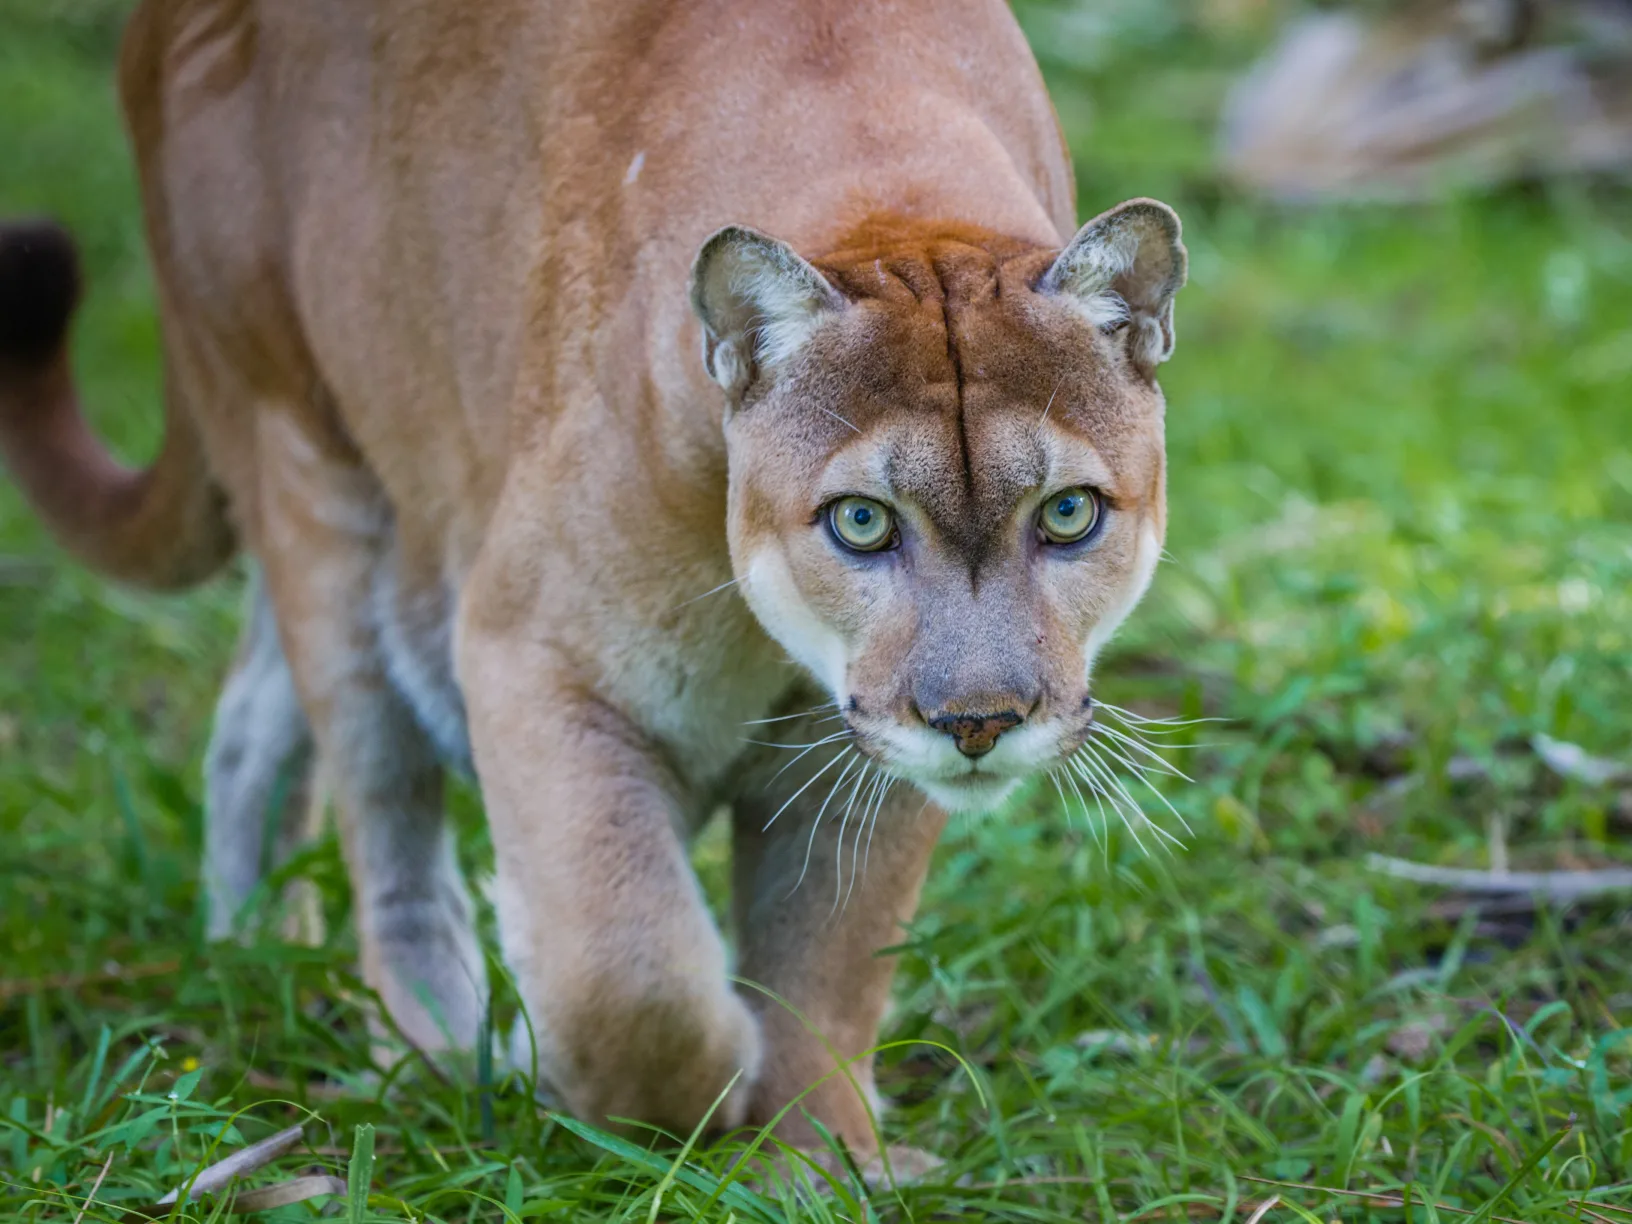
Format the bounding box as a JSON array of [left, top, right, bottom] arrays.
[[1240, 1174, 1530, 1224], [1577, 1203, 1632, 1220], [155, 1125, 304, 1206], [71, 1154, 113, 1224], [1367, 854, 1632, 901]]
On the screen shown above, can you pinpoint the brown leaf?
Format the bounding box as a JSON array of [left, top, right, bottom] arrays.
[[231, 1175, 347, 1212]]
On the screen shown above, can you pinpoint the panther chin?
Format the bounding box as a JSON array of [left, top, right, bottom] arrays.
[[912, 768, 1026, 817]]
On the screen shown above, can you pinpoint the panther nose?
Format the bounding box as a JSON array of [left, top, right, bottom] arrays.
[[927, 709, 1025, 757]]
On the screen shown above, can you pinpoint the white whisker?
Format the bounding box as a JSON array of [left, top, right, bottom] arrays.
[[1070, 752, 1152, 854], [851, 774, 896, 911], [820, 407, 861, 434], [1048, 770, 1075, 833], [1062, 756, 1112, 851], [1092, 721, 1193, 783], [1078, 745, 1185, 851], [1090, 734, 1188, 788], [1085, 742, 1181, 845], [1064, 761, 1115, 872], [839, 769, 889, 913], [763, 745, 851, 831], [1094, 705, 1229, 749], [745, 729, 854, 752], [1051, 769, 1095, 859], [1088, 736, 1194, 836], [1034, 377, 1063, 439], [860, 776, 889, 878], [1095, 700, 1228, 733], [1096, 717, 1195, 741], [741, 702, 840, 727], [790, 751, 860, 897], [829, 761, 875, 911], [768, 729, 854, 783], [668, 577, 740, 613]]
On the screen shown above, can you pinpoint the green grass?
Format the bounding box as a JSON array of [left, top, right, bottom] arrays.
[[3, 1, 1631, 1220]]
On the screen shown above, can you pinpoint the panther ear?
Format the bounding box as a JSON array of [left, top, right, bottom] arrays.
[[1039, 199, 1187, 379], [690, 225, 846, 400]]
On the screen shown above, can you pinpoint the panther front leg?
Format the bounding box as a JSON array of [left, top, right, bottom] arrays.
[[458, 561, 761, 1133], [729, 704, 947, 1161]]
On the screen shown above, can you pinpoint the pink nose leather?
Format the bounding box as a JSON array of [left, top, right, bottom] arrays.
[[928, 710, 1023, 757]]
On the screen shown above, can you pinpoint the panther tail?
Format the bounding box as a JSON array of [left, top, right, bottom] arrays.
[[0, 221, 235, 590]]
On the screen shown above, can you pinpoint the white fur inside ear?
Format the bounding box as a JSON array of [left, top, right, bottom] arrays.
[[690, 226, 844, 399], [1047, 239, 1158, 354], [705, 336, 749, 396], [733, 260, 831, 370], [1129, 313, 1172, 370], [1052, 225, 1138, 306], [1054, 236, 1135, 331], [1041, 200, 1187, 373], [1069, 288, 1131, 331]]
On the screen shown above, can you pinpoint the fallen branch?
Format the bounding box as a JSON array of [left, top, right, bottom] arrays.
[[1367, 854, 1632, 901]]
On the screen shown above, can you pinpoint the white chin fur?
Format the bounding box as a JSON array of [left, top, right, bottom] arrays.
[[1082, 519, 1163, 674], [739, 550, 848, 697], [915, 774, 1022, 816]]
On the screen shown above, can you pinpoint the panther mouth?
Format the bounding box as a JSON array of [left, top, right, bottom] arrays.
[[933, 770, 1002, 790], [913, 766, 1024, 815]]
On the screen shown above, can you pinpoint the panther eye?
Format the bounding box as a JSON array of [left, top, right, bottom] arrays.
[[1038, 486, 1102, 544], [828, 496, 897, 552]]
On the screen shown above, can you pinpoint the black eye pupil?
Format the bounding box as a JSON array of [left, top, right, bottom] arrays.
[[853, 507, 872, 526], [1057, 498, 1078, 517]]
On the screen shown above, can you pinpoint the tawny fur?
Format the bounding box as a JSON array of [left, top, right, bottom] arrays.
[[0, 0, 1186, 1152]]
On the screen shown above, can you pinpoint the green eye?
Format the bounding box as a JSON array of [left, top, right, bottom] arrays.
[[829, 497, 896, 552], [1038, 487, 1101, 544]]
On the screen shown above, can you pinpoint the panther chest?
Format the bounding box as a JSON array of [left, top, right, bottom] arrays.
[[598, 584, 799, 796], [375, 542, 795, 797]]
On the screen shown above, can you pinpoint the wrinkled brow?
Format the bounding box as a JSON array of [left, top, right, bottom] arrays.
[[875, 421, 1051, 565]]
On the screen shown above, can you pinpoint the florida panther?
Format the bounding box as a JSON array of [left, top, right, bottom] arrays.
[[0, 0, 1185, 1156]]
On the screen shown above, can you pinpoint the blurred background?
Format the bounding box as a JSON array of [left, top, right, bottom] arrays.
[[1, 0, 1629, 1218]]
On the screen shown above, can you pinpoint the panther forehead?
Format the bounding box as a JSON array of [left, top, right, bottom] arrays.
[[877, 411, 1048, 567]]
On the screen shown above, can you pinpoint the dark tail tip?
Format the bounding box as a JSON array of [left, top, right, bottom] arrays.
[[0, 220, 83, 371]]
